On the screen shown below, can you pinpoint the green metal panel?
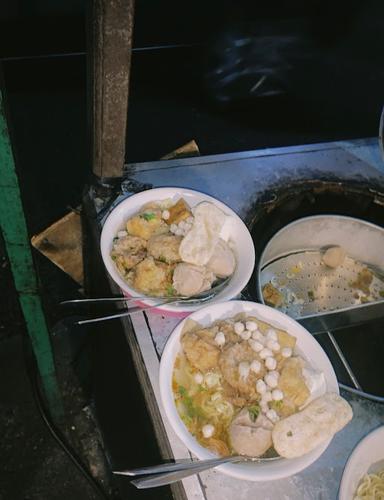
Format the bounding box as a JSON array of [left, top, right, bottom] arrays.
[[0, 88, 63, 419]]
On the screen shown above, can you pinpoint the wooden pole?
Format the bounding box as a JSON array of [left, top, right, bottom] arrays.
[[88, 0, 135, 179]]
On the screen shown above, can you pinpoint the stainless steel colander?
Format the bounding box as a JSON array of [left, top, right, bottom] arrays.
[[258, 215, 384, 316], [257, 215, 384, 402]]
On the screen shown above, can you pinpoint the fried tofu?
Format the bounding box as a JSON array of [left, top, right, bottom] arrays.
[[147, 233, 182, 263], [181, 330, 220, 372], [131, 257, 173, 295], [262, 282, 283, 308], [278, 357, 310, 407], [126, 210, 169, 240], [166, 198, 192, 225], [111, 235, 147, 274]]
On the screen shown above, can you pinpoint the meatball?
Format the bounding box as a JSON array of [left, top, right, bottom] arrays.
[[207, 239, 236, 278], [147, 234, 182, 264], [131, 257, 173, 296], [126, 210, 169, 240], [322, 246, 346, 268], [173, 263, 215, 296], [229, 408, 273, 457]]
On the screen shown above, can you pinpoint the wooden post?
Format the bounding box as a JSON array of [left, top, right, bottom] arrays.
[[88, 0, 135, 179]]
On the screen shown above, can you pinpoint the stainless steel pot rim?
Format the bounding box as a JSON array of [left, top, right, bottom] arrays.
[[256, 214, 384, 305]]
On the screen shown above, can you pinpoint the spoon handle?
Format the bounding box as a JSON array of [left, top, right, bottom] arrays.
[[114, 455, 242, 477], [128, 456, 243, 489], [61, 297, 137, 305], [76, 300, 174, 325]]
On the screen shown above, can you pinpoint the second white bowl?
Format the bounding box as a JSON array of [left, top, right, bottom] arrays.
[[160, 300, 339, 481]]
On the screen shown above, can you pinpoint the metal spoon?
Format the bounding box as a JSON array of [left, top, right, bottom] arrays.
[[61, 277, 230, 306], [61, 277, 230, 325], [74, 294, 214, 325], [114, 454, 280, 489]]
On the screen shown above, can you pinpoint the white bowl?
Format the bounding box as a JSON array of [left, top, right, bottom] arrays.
[[100, 188, 255, 314], [339, 426, 384, 500], [159, 300, 339, 481]]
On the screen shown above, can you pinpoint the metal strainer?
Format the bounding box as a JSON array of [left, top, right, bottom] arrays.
[[257, 215, 384, 402], [260, 252, 384, 318], [258, 215, 384, 318]]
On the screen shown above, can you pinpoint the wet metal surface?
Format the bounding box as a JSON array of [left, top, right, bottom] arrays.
[[112, 138, 384, 499]]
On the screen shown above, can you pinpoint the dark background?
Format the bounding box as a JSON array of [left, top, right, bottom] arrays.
[[1, 0, 384, 234], [1, 0, 384, 177], [0, 2, 383, 499]]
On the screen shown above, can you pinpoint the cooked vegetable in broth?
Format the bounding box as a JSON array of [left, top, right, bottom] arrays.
[[172, 313, 328, 458]]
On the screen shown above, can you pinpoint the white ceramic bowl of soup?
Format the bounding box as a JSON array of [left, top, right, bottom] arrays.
[[159, 300, 339, 481], [339, 426, 384, 500], [100, 188, 255, 315]]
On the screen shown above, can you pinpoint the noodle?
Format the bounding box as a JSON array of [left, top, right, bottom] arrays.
[[354, 469, 384, 500]]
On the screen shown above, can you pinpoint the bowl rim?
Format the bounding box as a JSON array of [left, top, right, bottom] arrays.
[[100, 187, 255, 313], [159, 299, 339, 481], [338, 425, 384, 500]]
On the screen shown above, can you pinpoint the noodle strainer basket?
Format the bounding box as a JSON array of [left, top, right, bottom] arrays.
[[257, 215, 384, 402]]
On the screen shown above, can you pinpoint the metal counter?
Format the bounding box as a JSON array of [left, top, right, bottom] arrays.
[[106, 138, 384, 500]]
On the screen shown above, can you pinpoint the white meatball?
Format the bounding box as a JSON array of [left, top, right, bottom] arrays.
[[256, 379, 267, 394], [252, 331, 265, 342], [266, 328, 277, 341], [194, 372, 204, 384], [250, 359, 262, 374], [259, 348, 273, 359], [265, 356, 277, 371], [234, 322, 245, 335], [322, 246, 346, 268], [248, 339, 263, 353], [281, 347, 293, 358], [265, 372, 279, 388], [202, 424, 215, 438], [239, 330, 252, 340], [245, 321, 258, 332], [214, 331, 226, 347], [272, 389, 284, 401], [267, 339, 280, 352]]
